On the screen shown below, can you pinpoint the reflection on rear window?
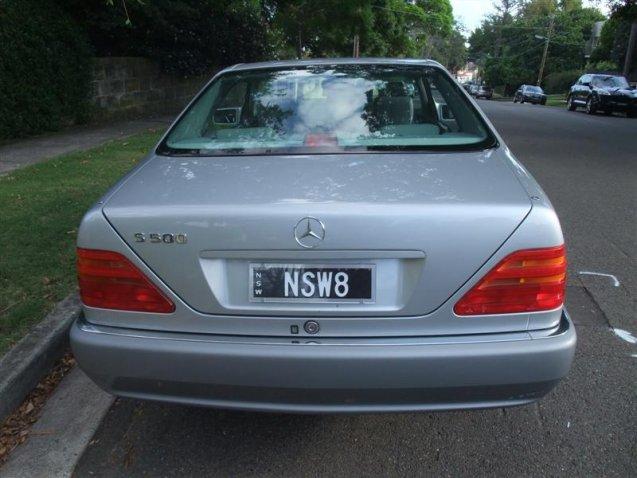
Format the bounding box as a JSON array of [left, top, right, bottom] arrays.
[[591, 75, 629, 89], [159, 65, 495, 156]]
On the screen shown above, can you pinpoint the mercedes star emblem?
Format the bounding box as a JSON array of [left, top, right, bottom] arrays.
[[293, 217, 326, 248]]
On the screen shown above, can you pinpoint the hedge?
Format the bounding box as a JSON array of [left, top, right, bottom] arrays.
[[0, 0, 92, 139], [65, 0, 271, 77], [543, 69, 583, 95]]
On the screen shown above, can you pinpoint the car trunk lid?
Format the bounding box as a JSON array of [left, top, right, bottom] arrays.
[[102, 150, 531, 324]]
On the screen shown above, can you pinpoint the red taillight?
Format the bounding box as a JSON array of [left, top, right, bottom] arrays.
[[454, 245, 566, 316], [77, 248, 175, 313]]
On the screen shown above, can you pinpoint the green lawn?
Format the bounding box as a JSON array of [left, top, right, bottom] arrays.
[[545, 94, 567, 107], [0, 131, 162, 354]]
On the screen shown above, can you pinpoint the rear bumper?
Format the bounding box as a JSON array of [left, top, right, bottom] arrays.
[[71, 312, 576, 413]]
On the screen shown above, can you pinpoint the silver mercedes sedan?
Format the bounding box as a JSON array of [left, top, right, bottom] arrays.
[[71, 59, 576, 413]]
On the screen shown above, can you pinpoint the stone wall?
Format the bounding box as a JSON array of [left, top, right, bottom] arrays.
[[91, 57, 212, 119]]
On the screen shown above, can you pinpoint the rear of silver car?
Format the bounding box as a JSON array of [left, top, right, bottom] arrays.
[[71, 59, 575, 413]]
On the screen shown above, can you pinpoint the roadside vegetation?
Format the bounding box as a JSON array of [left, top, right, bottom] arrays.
[[544, 94, 567, 107], [0, 0, 91, 139], [469, 0, 635, 96], [0, 131, 161, 354], [469, 0, 605, 96]]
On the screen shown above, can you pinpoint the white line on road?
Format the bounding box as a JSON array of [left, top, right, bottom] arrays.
[[612, 328, 637, 345], [578, 271, 620, 287]]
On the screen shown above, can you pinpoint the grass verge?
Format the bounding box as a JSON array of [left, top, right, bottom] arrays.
[[0, 131, 162, 355], [545, 94, 566, 107]]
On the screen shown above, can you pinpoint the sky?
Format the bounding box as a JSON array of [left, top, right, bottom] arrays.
[[450, 0, 608, 33]]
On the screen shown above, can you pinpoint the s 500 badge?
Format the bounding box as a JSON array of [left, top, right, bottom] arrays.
[[134, 233, 187, 244]]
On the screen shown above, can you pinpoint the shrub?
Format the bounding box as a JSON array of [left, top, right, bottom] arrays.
[[543, 69, 583, 94], [587, 60, 620, 74], [0, 0, 92, 139], [65, 0, 271, 77]]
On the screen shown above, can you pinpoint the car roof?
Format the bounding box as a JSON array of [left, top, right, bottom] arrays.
[[220, 58, 443, 74]]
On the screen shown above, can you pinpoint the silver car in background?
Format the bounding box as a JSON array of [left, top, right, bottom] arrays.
[[71, 59, 575, 413]]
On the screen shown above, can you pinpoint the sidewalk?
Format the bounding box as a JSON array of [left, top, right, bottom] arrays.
[[1, 367, 113, 478], [0, 116, 171, 175]]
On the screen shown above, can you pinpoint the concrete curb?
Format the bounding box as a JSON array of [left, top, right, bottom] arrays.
[[0, 293, 80, 423], [1, 368, 114, 478]]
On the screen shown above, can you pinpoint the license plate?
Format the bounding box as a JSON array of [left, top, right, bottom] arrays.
[[250, 264, 374, 303]]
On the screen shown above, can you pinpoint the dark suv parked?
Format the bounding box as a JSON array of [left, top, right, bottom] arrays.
[[567, 74, 637, 117], [513, 85, 547, 105]]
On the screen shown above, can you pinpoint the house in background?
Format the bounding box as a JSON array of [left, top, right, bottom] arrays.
[[456, 61, 479, 83]]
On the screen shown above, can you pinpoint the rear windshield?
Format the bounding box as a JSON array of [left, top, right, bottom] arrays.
[[158, 65, 495, 156], [591, 75, 629, 89], [525, 85, 543, 93]]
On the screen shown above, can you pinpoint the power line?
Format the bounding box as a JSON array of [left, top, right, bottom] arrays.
[[483, 40, 545, 60], [370, 5, 426, 18], [491, 25, 545, 30]]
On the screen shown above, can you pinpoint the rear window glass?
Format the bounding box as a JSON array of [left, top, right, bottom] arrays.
[[591, 75, 629, 89], [525, 86, 543, 93], [159, 64, 495, 156]]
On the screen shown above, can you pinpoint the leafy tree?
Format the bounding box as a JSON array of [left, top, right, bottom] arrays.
[[495, 0, 519, 17], [469, 0, 604, 94], [414, 0, 454, 38], [62, 0, 272, 76], [65, 0, 455, 72], [589, 1, 637, 76], [265, 0, 453, 59], [421, 22, 468, 72]]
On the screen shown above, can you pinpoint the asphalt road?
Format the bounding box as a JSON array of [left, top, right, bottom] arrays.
[[73, 101, 636, 477]]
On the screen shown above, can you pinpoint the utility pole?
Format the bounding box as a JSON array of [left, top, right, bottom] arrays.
[[537, 14, 555, 86], [623, 21, 637, 79], [352, 34, 360, 58]]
